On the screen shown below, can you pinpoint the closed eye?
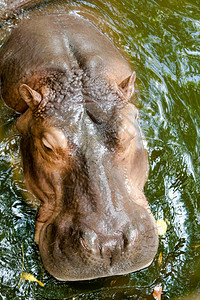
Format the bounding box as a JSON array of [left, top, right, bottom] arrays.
[[42, 136, 54, 151], [41, 127, 68, 154]]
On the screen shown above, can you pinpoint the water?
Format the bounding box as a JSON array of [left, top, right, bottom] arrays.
[[0, 0, 199, 299]]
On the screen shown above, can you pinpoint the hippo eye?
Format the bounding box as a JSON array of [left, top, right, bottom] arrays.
[[42, 136, 54, 151], [41, 128, 68, 153]]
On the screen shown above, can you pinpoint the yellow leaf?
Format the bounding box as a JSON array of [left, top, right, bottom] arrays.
[[21, 272, 44, 287], [36, 280, 45, 287], [191, 244, 200, 248], [156, 219, 167, 236], [158, 252, 162, 266], [110, 279, 117, 286]]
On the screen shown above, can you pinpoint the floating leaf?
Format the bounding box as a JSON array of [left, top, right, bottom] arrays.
[[158, 252, 162, 266], [110, 279, 117, 286], [21, 272, 44, 287], [18, 244, 44, 288], [156, 219, 167, 235]]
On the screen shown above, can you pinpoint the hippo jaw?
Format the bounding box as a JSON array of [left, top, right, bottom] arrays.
[[38, 197, 158, 281]]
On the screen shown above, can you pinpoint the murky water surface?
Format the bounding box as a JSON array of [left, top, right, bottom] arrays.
[[0, 0, 199, 299]]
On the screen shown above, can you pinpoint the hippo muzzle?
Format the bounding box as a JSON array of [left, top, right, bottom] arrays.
[[39, 202, 157, 281]]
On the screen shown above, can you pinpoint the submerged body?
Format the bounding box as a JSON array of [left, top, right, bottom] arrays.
[[0, 13, 158, 280]]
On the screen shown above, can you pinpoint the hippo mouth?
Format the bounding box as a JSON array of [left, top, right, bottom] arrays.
[[38, 203, 158, 281]]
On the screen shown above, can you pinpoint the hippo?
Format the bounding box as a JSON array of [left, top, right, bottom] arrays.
[[0, 10, 158, 281]]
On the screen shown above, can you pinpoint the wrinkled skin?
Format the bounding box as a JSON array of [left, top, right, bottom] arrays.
[[0, 0, 48, 21], [0, 14, 158, 281]]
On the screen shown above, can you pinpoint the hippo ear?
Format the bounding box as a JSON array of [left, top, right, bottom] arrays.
[[118, 71, 136, 100], [19, 84, 42, 109]]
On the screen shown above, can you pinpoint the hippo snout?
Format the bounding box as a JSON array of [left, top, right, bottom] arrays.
[[39, 205, 158, 281], [42, 218, 138, 259]]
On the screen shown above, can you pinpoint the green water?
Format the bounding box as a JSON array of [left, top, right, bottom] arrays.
[[0, 0, 199, 299]]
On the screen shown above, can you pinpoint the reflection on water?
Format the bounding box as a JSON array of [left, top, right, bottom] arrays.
[[0, 0, 199, 299]]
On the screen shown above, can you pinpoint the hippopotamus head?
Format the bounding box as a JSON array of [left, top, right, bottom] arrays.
[[0, 15, 158, 281]]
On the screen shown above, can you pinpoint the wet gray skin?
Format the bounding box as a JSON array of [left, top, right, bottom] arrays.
[[0, 14, 158, 281]]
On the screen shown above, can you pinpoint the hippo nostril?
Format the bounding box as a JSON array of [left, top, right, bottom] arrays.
[[79, 229, 98, 253], [123, 225, 138, 249], [80, 237, 91, 251]]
